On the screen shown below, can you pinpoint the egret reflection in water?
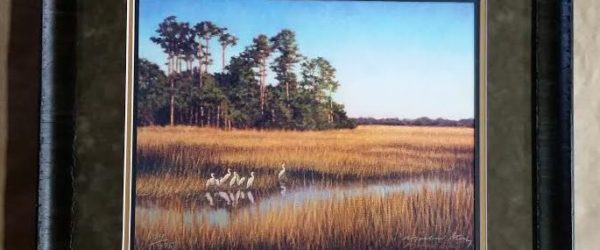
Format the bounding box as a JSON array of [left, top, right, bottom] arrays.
[[280, 185, 287, 197], [247, 191, 255, 204], [205, 192, 214, 206], [137, 177, 464, 230], [200, 190, 257, 208], [218, 191, 231, 205]]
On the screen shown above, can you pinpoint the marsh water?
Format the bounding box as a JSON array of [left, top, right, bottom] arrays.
[[137, 176, 469, 228], [135, 175, 474, 249]]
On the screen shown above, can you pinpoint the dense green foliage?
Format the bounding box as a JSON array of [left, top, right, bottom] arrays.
[[137, 16, 356, 130]]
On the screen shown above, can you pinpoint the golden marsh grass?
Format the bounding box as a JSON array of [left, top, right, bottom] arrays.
[[135, 182, 474, 250], [136, 125, 474, 197], [134, 125, 476, 249]]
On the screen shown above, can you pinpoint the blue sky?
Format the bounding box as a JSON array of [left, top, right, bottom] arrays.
[[138, 0, 475, 119]]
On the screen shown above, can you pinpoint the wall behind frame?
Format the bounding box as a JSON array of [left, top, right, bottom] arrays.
[[70, 0, 534, 248], [574, 0, 600, 248]]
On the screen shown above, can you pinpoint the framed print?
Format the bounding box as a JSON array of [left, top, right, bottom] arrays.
[[124, 0, 487, 249], [29, 0, 574, 249]]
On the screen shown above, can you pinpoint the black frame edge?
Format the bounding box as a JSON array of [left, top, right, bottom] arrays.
[[38, 0, 77, 249], [534, 0, 574, 249]]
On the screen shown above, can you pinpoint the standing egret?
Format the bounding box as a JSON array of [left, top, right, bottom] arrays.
[[206, 173, 218, 187], [278, 163, 286, 180], [219, 168, 232, 184], [246, 172, 255, 189], [237, 175, 247, 187], [229, 172, 239, 187]]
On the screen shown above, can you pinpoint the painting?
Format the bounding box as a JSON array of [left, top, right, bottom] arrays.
[[130, 0, 483, 249]]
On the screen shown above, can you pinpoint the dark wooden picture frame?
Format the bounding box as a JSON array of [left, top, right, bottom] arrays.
[[534, 1, 573, 249], [2, 0, 573, 249]]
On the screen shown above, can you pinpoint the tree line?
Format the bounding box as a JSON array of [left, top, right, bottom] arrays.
[[137, 16, 356, 130], [354, 117, 475, 127]]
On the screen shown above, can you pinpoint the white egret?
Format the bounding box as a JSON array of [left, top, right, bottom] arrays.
[[219, 168, 232, 184], [229, 172, 239, 187], [246, 172, 255, 189], [237, 175, 247, 186], [206, 173, 218, 187], [278, 163, 286, 180]]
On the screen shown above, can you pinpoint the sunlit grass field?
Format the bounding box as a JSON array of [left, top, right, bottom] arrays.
[[136, 125, 474, 197], [135, 182, 474, 250], [134, 125, 475, 249]]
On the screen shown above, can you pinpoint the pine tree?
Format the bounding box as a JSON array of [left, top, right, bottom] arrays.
[[219, 32, 238, 72], [146, 16, 356, 130], [150, 16, 183, 125], [270, 30, 302, 100], [248, 35, 272, 114]]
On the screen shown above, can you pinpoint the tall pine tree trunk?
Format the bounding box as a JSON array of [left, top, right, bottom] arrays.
[[286, 80, 289, 100], [205, 38, 210, 73], [329, 98, 333, 124], [167, 54, 175, 126], [169, 82, 175, 126], [216, 105, 221, 128], [167, 56, 171, 74], [221, 45, 226, 72], [271, 109, 275, 124], [206, 107, 211, 127], [200, 106, 204, 126], [259, 59, 267, 113], [198, 43, 203, 87], [259, 66, 264, 113]]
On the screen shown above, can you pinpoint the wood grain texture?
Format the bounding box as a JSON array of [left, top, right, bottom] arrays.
[[534, 1, 574, 249], [0, 0, 9, 247], [38, 0, 77, 249], [5, 0, 41, 249]]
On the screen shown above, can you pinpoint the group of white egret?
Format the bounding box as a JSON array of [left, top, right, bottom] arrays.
[[205, 169, 256, 189], [203, 163, 288, 207], [205, 163, 287, 190]]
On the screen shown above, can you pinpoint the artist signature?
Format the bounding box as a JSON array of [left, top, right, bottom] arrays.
[[402, 233, 473, 249]]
